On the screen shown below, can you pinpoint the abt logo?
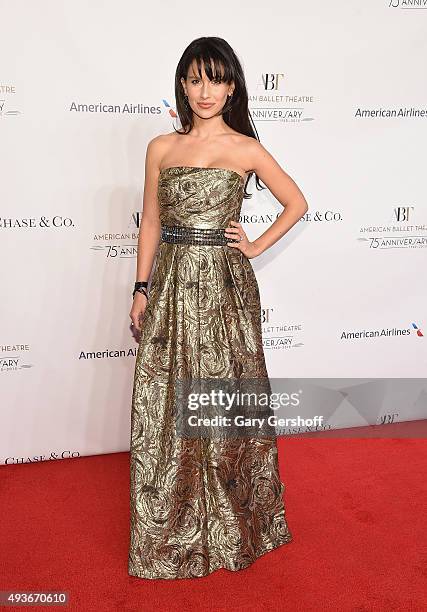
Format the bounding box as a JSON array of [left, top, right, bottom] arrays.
[[131, 211, 141, 229], [261, 308, 274, 323], [378, 413, 399, 425], [261, 74, 284, 91], [393, 206, 414, 222]]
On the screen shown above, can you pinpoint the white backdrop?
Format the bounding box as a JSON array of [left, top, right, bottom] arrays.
[[1, 0, 426, 465]]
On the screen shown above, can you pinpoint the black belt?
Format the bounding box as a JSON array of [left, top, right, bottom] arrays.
[[160, 225, 240, 245]]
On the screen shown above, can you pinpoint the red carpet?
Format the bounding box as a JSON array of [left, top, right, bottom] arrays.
[[1, 435, 425, 612]]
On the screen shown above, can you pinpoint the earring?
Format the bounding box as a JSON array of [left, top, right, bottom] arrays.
[[227, 93, 233, 118]]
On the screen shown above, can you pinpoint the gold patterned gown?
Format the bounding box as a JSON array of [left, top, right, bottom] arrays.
[[128, 166, 292, 580]]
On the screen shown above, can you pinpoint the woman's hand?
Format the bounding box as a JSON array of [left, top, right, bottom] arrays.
[[130, 292, 148, 332], [225, 220, 262, 259]]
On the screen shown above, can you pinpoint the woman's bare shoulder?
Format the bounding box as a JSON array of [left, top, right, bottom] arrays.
[[228, 133, 267, 173], [147, 131, 177, 147], [145, 132, 179, 162]]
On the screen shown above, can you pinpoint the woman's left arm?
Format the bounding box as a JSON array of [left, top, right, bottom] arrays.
[[226, 139, 309, 258]]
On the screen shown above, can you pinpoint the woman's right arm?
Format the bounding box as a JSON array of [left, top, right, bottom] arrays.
[[130, 136, 164, 331]]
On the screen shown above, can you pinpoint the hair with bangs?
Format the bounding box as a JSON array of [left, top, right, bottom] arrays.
[[174, 36, 265, 198]]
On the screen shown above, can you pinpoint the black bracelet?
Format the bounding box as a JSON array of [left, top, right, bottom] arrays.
[[133, 281, 149, 299]]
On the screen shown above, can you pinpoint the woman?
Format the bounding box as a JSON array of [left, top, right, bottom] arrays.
[[128, 36, 308, 580]]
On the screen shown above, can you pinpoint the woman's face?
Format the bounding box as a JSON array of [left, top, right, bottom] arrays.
[[181, 60, 234, 117]]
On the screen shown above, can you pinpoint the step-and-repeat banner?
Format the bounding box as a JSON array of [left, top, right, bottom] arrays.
[[1, 1, 426, 465]]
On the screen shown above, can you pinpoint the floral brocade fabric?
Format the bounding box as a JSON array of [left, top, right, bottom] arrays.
[[128, 167, 292, 580]]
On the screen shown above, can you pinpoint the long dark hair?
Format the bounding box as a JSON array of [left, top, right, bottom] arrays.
[[173, 36, 265, 199]]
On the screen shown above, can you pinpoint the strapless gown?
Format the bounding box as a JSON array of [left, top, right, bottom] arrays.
[[128, 166, 292, 580]]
